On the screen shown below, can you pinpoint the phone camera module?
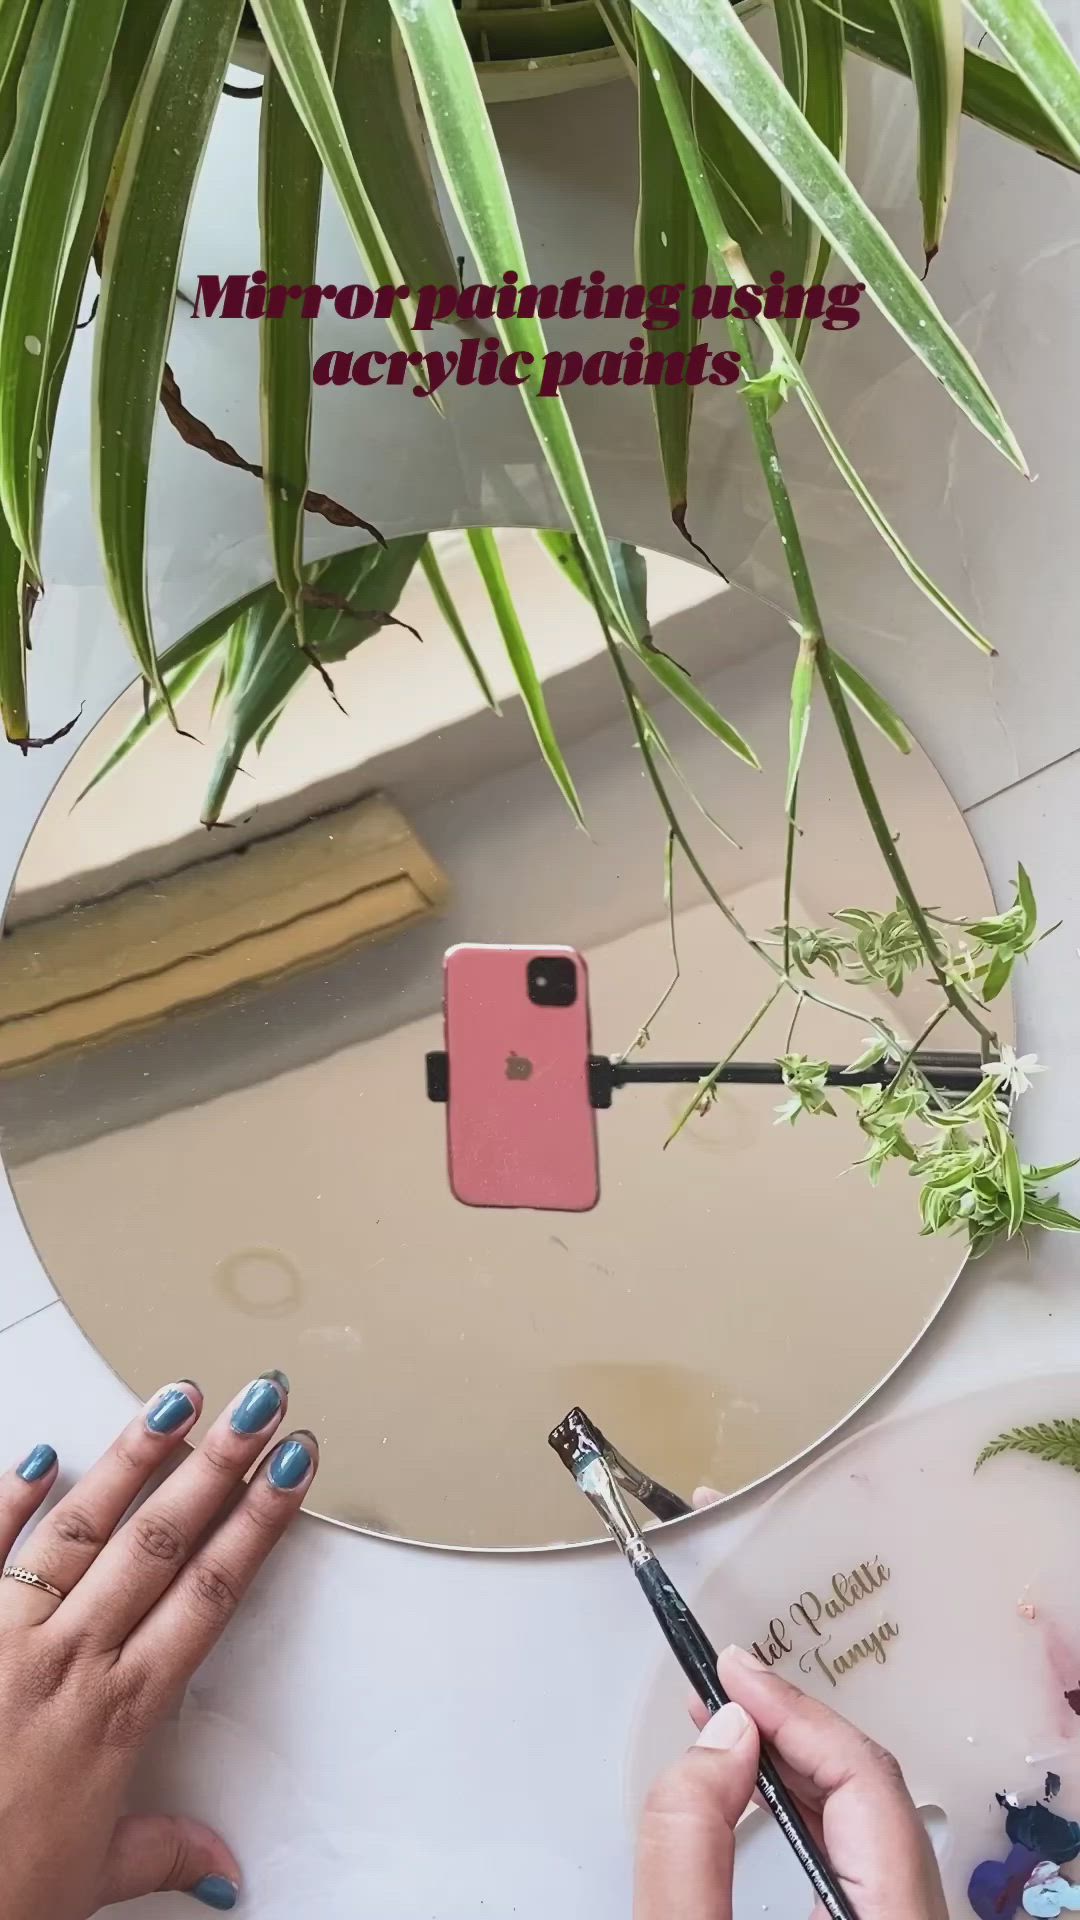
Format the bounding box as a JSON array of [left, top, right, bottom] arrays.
[[527, 955, 577, 1008]]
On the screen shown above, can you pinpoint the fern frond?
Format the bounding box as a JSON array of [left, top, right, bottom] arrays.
[[975, 1418, 1080, 1473]]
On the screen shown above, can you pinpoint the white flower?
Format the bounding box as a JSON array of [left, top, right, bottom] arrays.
[[987, 1045, 1047, 1098]]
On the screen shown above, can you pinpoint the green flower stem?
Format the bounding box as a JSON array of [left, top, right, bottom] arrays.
[[816, 642, 996, 1050], [665, 983, 785, 1145], [595, 579, 778, 970], [879, 1002, 950, 1105], [782, 803, 797, 978], [734, 282, 997, 1059]]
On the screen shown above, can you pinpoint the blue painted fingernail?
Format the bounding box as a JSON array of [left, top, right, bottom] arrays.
[[231, 1374, 286, 1435], [268, 1438, 312, 1491], [188, 1876, 239, 1911], [16, 1444, 56, 1483], [146, 1388, 196, 1435]]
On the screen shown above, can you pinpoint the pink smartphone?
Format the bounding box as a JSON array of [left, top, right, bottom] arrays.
[[443, 943, 599, 1212]]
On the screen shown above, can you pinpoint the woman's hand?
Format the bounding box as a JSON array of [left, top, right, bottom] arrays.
[[635, 1644, 948, 1920], [0, 1372, 318, 1915]]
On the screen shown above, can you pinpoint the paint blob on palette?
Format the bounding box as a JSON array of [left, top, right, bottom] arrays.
[[626, 1373, 1080, 1920], [970, 1789, 1080, 1917]]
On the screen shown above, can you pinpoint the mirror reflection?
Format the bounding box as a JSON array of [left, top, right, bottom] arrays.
[[0, 531, 1004, 1548]]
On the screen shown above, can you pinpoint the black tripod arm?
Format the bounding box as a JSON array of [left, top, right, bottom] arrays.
[[425, 1051, 985, 1109]]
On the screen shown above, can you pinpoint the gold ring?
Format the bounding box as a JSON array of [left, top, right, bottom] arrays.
[[3, 1565, 64, 1600]]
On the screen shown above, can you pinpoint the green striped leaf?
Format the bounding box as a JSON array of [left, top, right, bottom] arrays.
[[842, 0, 1079, 171], [76, 643, 223, 802], [467, 526, 583, 825], [792, 0, 846, 357], [28, 0, 170, 591], [78, 579, 280, 794], [786, 633, 816, 811], [635, 643, 760, 768], [534, 526, 641, 645], [772, 0, 813, 305], [258, 0, 346, 634], [1003, 1129, 1025, 1237], [890, 0, 964, 265], [203, 535, 425, 822], [537, 524, 755, 764], [635, 33, 705, 528], [0, 0, 66, 730], [249, 0, 425, 369], [335, 0, 462, 296], [691, 87, 788, 288], [629, 0, 1025, 470], [93, 0, 246, 702], [0, 0, 127, 578], [636, 22, 995, 655], [0, 0, 42, 165], [964, 0, 1080, 165], [0, 512, 25, 741], [389, 0, 632, 636], [420, 540, 499, 710], [830, 652, 912, 753]]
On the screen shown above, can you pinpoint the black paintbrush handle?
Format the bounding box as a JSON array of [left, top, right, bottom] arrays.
[[632, 1556, 859, 1920]]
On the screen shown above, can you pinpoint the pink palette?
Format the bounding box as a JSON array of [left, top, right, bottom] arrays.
[[628, 1372, 1080, 1916]]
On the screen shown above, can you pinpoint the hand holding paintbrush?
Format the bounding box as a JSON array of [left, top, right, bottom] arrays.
[[549, 1408, 947, 1920]]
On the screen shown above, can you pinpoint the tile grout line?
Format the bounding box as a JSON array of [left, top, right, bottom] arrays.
[[0, 1295, 60, 1341], [965, 743, 1080, 816]]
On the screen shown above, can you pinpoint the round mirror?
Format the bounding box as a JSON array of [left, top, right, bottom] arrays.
[[0, 530, 1005, 1548]]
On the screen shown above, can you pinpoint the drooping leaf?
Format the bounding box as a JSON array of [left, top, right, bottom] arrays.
[[0, 513, 26, 741], [791, 0, 846, 357], [536, 529, 642, 646], [466, 526, 583, 825], [249, 0, 426, 368], [1002, 1129, 1025, 1236], [546, 522, 758, 769], [34, 0, 172, 577], [258, 0, 346, 633], [842, 0, 1079, 172], [0, 0, 127, 578], [634, 693, 740, 844], [1017, 862, 1037, 939], [689, 71, 791, 288], [76, 642, 223, 800], [629, 0, 1026, 470], [636, 22, 996, 656], [634, 29, 705, 528], [420, 538, 499, 710], [0, 0, 67, 733], [334, 0, 461, 295], [830, 652, 912, 753], [76, 578, 281, 799], [0, 0, 42, 164], [202, 535, 426, 824], [93, 0, 246, 702], [889, 0, 964, 266], [388, 0, 632, 636], [786, 633, 816, 812], [610, 538, 651, 645], [635, 643, 761, 769], [964, 0, 1080, 166]]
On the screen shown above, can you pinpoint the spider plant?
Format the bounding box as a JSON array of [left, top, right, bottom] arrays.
[[1, 0, 1079, 1255]]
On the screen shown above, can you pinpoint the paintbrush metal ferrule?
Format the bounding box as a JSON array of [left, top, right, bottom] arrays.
[[548, 1407, 642, 1554]]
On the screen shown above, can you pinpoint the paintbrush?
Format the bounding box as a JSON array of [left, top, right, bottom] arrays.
[[548, 1406, 860, 1920]]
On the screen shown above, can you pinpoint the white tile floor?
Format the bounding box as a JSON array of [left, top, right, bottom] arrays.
[[4, 20, 1080, 1917]]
